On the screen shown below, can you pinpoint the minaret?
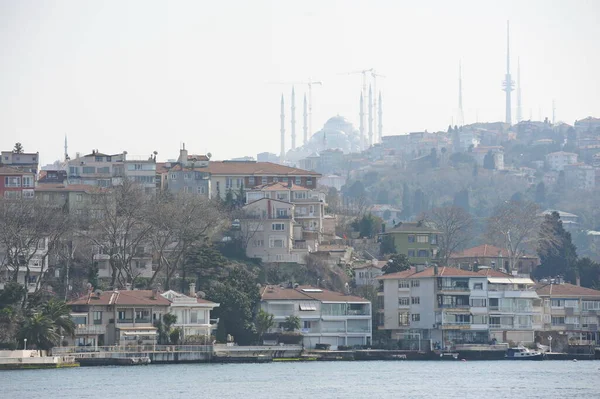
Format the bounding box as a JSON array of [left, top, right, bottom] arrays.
[[516, 57, 522, 123], [280, 94, 285, 162], [291, 87, 296, 150], [378, 91, 383, 142], [458, 61, 464, 126], [64, 135, 69, 161], [502, 21, 514, 125], [359, 92, 365, 149], [368, 85, 373, 146], [552, 99, 556, 125], [303, 94, 308, 145]]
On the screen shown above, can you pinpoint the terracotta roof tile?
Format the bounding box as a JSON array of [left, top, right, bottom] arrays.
[[536, 283, 600, 297], [252, 182, 309, 191], [408, 266, 483, 278], [376, 267, 417, 280], [451, 244, 537, 259], [477, 268, 512, 277], [260, 285, 369, 303], [385, 222, 441, 234], [68, 290, 172, 306]]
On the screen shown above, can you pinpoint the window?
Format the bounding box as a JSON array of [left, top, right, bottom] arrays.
[[170, 173, 177, 180], [306, 178, 312, 186], [472, 315, 488, 324], [97, 167, 110, 174], [411, 314, 420, 322], [69, 166, 78, 175], [282, 178, 288, 183], [197, 186, 205, 194], [95, 156, 103, 162], [22, 176, 34, 187], [184, 173, 191, 180], [226, 178, 233, 188], [118, 311, 127, 321], [252, 240, 264, 247], [470, 298, 487, 307], [134, 164, 142, 170], [76, 194, 83, 202], [272, 223, 285, 231], [417, 249, 429, 258], [565, 316, 579, 326], [276, 208, 288, 217], [93, 311, 102, 325], [473, 283, 483, 290], [135, 310, 150, 321], [431, 234, 438, 245], [582, 316, 598, 327], [565, 300, 579, 309], [183, 186, 190, 193], [416, 235, 429, 243], [411, 297, 420, 305], [261, 177, 268, 184], [551, 299, 565, 308], [273, 177, 278, 183], [4, 191, 20, 199], [236, 178, 243, 188], [398, 280, 409, 289], [22, 190, 34, 199], [4, 176, 21, 187], [583, 301, 600, 311], [411, 280, 420, 288], [295, 177, 301, 185], [551, 316, 565, 326], [408, 235, 415, 243], [398, 313, 409, 326], [295, 191, 307, 199], [249, 177, 255, 185], [398, 297, 410, 306], [82, 166, 95, 174], [190, 311, 198, 324], [106, 156, 112, 162], [408, 250, 416, 257], [269, 238, 285, 248]]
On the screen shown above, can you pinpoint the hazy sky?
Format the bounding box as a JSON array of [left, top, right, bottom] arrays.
[[1, 0, 599, 165]]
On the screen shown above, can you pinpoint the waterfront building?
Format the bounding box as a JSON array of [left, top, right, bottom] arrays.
[[68, 289, 171, 347], [161, 283, 219, 340], [260, 284, 372, 349]]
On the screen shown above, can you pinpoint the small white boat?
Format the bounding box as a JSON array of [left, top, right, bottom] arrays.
[[505, 346, 545, 360]]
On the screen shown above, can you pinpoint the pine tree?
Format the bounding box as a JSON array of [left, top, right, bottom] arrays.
[[535, 211, 578, 282]]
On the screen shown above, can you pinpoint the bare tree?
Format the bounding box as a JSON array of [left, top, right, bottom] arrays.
[[425, 206, 473, 266], [486, 200, 541, 272]]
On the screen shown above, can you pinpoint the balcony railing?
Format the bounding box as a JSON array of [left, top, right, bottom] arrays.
[[439, 286, 470, 292], [75, 325, 107, 335], [116, 318, 152, 324], [438, 304, 470, 309]]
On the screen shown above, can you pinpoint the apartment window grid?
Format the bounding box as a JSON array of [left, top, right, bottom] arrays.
[[470, 298, 487, 307], [261, 177, 268, 184], [398, 297, 410, 306], [295, 177, 301, 185], [398, 313, 410, 326], [408, 235, 415, 243], [4, 176, 21, 187], [582, 301, 600, 311], [416, 235, 429, 243], [272, 223, 285, 231], [411, 314, 420, 322], [411, 280, 420, 288], [22, 176, 34, 187], [398, 280, 409, 289], [551, 316, 565, 325]]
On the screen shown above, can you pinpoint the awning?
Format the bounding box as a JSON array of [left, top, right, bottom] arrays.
[[487, 277, 534, 284], [123, 331, 157, 336], [299, 302, 317, 311]]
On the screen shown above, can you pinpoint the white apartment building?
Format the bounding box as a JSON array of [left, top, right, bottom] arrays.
[[353, 260, 385, 287], [161, 284, 219, 340], [546, 151, 578, 171], [67, 150, 126, 187], [260, 285, 372, 349], [0, 237, 49, 293], [480, 268, 541, 344], [564, 163, 595, 191]]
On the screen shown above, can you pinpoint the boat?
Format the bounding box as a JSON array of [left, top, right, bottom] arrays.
[[505, 346, 545, 360]]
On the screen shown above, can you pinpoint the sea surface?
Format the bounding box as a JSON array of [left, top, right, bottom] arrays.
[[1, 361, 599, 398]]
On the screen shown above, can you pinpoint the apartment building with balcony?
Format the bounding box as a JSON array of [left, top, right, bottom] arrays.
[[67, 150, 126, 187], [67, 289, 171, 347], [377, 267, 490, 347], [546, 151, 578, 171], [449, 244, 539, 274], [536, 282, 600, 345], [379, 222, 440, 265], [479, 268, 540, 344], [260, 284, 372, 349], [1, 150, 39, 176], [0, 238, 49, 293], [0, 166, 35, 199], [241, 198, 308, 263], [35, 183, 103, 216], [161, 283, 219, 340]]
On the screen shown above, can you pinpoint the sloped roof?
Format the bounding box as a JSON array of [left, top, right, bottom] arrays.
[[536, 283, 600, 297], [451, 244, 537, 259], [385, 222, 440, 234], [408, 266, 483, 279], [260, 285, 369, 303], [68, 290, 171, 306], [376, 267, 417, 280], [0, 166, 32, 175], [35, 183, 100, 193], [477, 268, 512, 277], [206, 161, 320, 176], [251, 182, 309, 191]]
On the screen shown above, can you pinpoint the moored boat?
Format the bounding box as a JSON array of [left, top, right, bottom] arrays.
[[505, 346, 545, 360]]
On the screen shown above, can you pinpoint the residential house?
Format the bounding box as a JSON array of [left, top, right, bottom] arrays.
[[536, 282, 600, 346], [564, 163, 595, 191], [260, 284, 372, 349], [67, 150, 126, 187], [124, 158, 158, 195], [379, 222, 440, 265], [35, 183, 102, 216], [38, 170, 67, 184], [546, 151, 578, 171], [353, 260, 385, 286], [0, 238, 49, 293], [448, 244, 539, 274], [377, 266, 489, 347], [161, 283, 219, 340], [574, 116, 600, 134], [257, 152, 279, 163], [0, 166, 35, 199], [1, 150, 39, 176], [241, 197, 307, 263], [472, 146, 505, 170], [67, 289, 171, 347], [479, 268, 541, 344], [319, 174, 346, 191]]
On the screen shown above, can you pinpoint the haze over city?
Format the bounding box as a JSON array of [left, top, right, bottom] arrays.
[[1, 0, 599, 164]]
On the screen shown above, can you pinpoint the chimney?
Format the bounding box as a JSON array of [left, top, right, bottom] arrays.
[[433, 264, 439, 275], [125, 283, 132, 291], [151, 287, 158, 299], [179, 143, 189, 166], [416, 264, 425, 273], [576, 275, 581, 286], [189, 282, 196, 297]]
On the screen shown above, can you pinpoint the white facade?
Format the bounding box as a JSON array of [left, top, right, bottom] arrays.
[[546, 151, 578, 171], [161, 289, 219, 339], [0, 237, 49, 293], [564, 164, 595, 191]]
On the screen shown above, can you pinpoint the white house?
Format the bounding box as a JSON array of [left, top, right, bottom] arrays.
[[161, 283, 219, 340], [260, 284, 372, 349], [546, 151, 578, 171]]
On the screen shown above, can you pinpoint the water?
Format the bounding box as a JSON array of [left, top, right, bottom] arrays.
[[1, 361, 598, 398]]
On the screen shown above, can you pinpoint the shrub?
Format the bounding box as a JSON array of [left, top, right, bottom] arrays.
[[315, 343, 331, 350]]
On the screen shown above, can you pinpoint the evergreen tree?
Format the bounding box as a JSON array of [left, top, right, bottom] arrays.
[[382, 254, 411, 275], [400, 183, 411, 220], [453, 189, 470, 212], [534, 211, 578, 282], [534, 182, 546, 205], [13, 142, 24, 154], [483, 151, 495, 169]]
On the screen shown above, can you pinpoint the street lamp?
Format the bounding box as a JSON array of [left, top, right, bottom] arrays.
[[24, 338, 27, 350], [548, 336, 553, 353]]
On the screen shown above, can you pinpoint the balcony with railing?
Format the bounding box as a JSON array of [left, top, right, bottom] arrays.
[[75, 325, 107, 335]]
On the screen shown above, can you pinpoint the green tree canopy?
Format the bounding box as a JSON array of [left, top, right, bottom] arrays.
[[283, 315, 300, 332], [382, 254, 411, 275], [534, 211, 578, 282]]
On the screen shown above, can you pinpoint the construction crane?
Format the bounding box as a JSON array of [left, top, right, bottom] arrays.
[[340, 69, 373, 98], [270, 79, 322, 141]]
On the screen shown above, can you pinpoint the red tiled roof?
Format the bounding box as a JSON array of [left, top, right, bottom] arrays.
[[252, 182, 310, 191], [35, 183, 100, 193], [477, 268, 512, 277], [536, 283, 600, 297], [206, 161, 320, 176], [155, 162, 170, 174], [408, 266, 483, 278], [68, 290, 172, 306], [376, 267, 417, 280], [260, 285, 369, 303], [451, 244, 509, 258]]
